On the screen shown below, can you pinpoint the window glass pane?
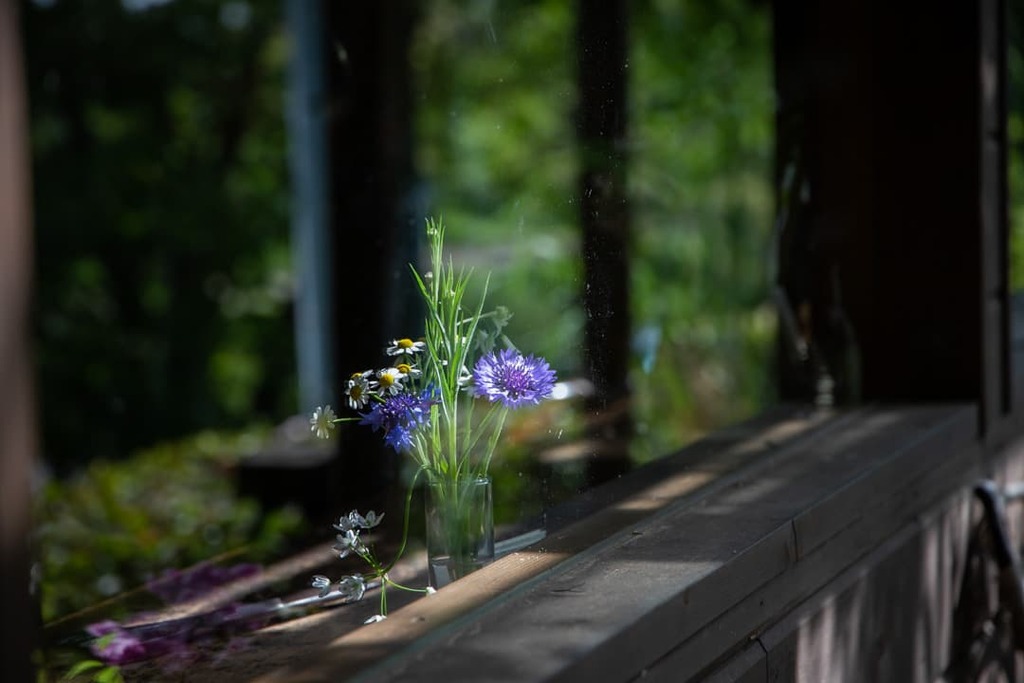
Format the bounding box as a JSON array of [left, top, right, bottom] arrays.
[[412, 2, 582, 521], [32, 0, 777, 669], [412, 0, 775, 498], [412, 2, 579, 374], [629, 1, 775, 461]]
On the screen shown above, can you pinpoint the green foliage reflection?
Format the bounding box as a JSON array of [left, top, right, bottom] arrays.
[[36, 428, 302, 622], [24, 0, 295, 472], [413, 0, 776, 461]]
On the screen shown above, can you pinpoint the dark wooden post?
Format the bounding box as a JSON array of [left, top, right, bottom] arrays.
[[773, 0, 1006, 433], [978, 0, 1012, 439], [577, 0, 632, 481], [772, 1, 870, 407], [0, 0, 39, 676], [325, 1, 419, 506]]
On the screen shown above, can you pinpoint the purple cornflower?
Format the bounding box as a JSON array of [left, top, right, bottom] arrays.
[[472, 349, 557, 408], [383, 425, 414, 452], [360, 391, 434, 452]]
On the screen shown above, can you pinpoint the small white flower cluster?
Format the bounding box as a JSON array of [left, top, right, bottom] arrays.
[[344, 339, 426, 409], [310, 507, 434, 623], [330, 509, 384, 560], [310, 573, 366, 602], [307, 340, 427, 441], [310, 510, 383, 605]]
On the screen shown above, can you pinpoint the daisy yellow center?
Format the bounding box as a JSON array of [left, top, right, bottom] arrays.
[[397, 363, 413, 374], [351, 372, 365, 381], [397, 339, 414, 349], [380, 373, 395, 387], [350, 385, 364, 400]]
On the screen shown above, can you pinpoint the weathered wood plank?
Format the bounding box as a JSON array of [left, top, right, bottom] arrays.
[[182, 406, 979, 683], [647, 470, 977, 683], [649, 641, 766, 683], [191, 406, 829, 681], [760, 491, 975, 682], [791, 405, 977, 558], [318, 406, 976, 683]]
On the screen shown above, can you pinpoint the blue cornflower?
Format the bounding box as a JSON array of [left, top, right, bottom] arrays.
[[384, 425, 414, 451], [472, 349, 557, 408], [360, 391, 433, 452]]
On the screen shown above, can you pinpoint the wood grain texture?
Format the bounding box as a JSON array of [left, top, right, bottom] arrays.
[[245, 405, 977, 683], [176, 407, 828, 680]]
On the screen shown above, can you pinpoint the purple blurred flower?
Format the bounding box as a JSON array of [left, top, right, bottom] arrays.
[[383, 425, 413, 451], [86, 620, 186, 666], [147, 562, 261, 604], [472, 349, 556, 408], [359, 391, 434, 452], [89, 630, 147, 665]]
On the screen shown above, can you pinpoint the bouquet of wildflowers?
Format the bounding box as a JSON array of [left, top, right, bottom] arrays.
[[309, 218, 556, 613], [310, 218, 556, 479]]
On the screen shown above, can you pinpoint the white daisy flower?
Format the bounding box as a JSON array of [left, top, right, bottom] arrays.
[[310, 405, 337, 439], [376, 367, 405, 395], [395, 362, 422, 379], [346, 371, 373, 410], [385, 338, 426, 357]]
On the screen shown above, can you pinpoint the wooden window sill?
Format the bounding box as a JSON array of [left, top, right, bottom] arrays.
[[176, 403, 978, 682]]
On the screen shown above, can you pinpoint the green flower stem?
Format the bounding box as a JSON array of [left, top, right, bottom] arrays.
[[382, 466, 425, 575], [383, 578, 432, 593], [479, 407, 508, 476], [410, 218, 492, 478]]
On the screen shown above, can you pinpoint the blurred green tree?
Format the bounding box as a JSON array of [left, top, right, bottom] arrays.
[[412, 0, 775, 461], [23, 0, 295, 472], [25, 0, 776, 474]]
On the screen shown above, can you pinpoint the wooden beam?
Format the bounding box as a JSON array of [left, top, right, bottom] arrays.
[[979, 0, 1012, 439], [172, 406, 824, 680], [0, 0, 38, 677], [577, 0, 633, 482], [324, 0, 418, 507], [774, 1, 1008, 416], [244, 405, 976, 682]]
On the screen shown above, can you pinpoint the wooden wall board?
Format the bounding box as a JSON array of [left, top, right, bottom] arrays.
[[758, 492, 975, 682], [607, 439, 979, 683]]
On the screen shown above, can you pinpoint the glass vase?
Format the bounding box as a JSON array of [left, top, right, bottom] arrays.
[[425, 475, 494, 588]]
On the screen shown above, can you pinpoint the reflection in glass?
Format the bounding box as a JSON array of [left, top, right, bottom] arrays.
[[411, 0, 775, 486]]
